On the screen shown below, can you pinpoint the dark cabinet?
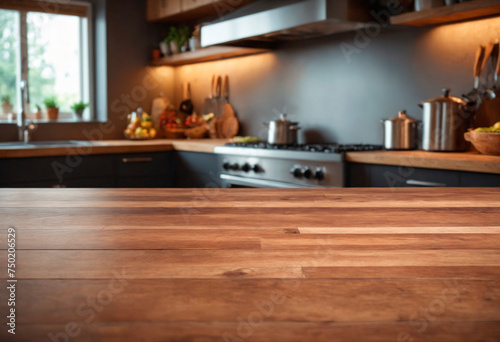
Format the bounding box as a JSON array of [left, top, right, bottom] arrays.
[[460, 171, 500, 187], [0, 154, 114, 188], [174, 152, 221, 188], [347, 163, 500, 187], [114, 153, 173, 188], [0, 152, 173, 188]]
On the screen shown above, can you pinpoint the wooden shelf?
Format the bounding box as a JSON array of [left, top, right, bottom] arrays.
[[150, 46, 269, 67], [147, 0, 254, 23], [391, 0, 500, 26]]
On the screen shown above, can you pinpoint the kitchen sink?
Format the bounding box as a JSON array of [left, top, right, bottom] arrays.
[[0, 140, 93, 148]]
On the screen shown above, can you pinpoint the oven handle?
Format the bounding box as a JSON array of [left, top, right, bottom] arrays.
[[220, 174, 318, 188]]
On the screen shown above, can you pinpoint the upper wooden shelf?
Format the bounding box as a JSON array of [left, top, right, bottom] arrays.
[[147, 0, 254, 23], [390, 0, 500, 26], [150, 46, 269, 67]]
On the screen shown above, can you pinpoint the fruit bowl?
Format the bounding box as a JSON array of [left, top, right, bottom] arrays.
[[464, 130, 500, 156], [164, 127, 186, 139]]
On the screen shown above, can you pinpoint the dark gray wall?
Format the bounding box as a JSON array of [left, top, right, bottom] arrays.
[[0, 0, 174, 142], [174, 16, 500, 144]]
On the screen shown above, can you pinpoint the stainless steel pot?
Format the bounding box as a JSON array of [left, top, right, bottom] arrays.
[[381, 110, 419, 150], [421, 88, 476, 152], [263, 114, 300, 145]]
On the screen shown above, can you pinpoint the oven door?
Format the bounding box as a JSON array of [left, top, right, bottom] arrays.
[[220, 174, 321, 188]]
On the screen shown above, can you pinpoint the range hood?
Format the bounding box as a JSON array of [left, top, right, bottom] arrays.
[[201, 0, 371, 47]]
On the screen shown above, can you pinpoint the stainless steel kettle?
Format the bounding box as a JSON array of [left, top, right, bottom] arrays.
[[263, 114, 300, 145], [421, 88, 476, 152], [381, 110, 419, 150]]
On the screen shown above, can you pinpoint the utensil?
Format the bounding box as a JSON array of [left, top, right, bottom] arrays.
[[212, 75, 224, 123], [202, 75, 216, 115], [473, 45, 486, 93], [479, 41, 499, 92], [179, 82, 194, 117], [217, 75, 239, 138], [263, 113, 300, 145], [421, 88, 477, 152], [494, 41, 500, 91], [380, 110, 419, 150], [216, 75, 229, 137]]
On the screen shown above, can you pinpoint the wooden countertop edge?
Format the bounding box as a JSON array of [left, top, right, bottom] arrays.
[[1, 142, 499, 175], [0, 139, 229, 159], [346, 150, 500, 175]]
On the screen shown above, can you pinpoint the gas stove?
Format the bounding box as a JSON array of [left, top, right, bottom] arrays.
[[224, 142, 383, 153], [215, 143, 382, 188]]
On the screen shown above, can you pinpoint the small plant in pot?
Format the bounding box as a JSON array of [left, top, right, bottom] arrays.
[[71, 101, 89, 119], [165, 26, 192, 54], [1, 95, 13, 114], [177, 26, 192, 53], [165, 26, 180, 55], [44, 97, 59, 120]]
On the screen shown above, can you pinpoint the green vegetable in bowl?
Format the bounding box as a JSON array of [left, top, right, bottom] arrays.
[[474, 122, 500, 133]]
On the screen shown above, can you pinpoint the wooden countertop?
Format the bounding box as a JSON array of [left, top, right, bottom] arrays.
[[346, 150, 500, 174], [1, 140, 499, 174], [0, 139, 229, 158], [1, 188, 499, 341]]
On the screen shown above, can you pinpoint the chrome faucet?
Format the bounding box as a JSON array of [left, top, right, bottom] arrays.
[[18, 81, 37, 143]]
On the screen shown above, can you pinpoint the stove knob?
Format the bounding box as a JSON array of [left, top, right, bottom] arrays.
[[303, 167, 312, 179], [230, 163, 240, 171], [253, 164, 262, 173], [242, 163, 251, 172], [315, 169, 325, 181], [223, 162, 231, 170], [290, 167, 303, 178]]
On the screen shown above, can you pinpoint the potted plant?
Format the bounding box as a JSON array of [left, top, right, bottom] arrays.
[[44, 97, 59, 120], [2, 95, 13, 114], [70, 101, 89, 119], [165, 26, 180, 55], [34, 104, 42, 120], [177, 26, 192, 52]]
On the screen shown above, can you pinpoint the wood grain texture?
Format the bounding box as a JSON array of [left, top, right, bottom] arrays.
[[345, 150, 500, 174], [0, 139, 227, 159], [0, 188, 499, 341], [150, 46, 270, 67], [1, 322, 499, 342], [390, 0, 500, 26]]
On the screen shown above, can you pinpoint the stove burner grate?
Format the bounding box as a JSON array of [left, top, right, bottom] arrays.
[[224, 142, 383, 153]]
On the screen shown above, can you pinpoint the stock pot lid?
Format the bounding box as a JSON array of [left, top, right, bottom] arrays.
[[270, 113, 298, 126], [424, 88, 466, 105], [384, 110, 418, 123]]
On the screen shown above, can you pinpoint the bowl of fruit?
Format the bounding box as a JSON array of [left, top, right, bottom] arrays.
[[465, 121, 500, 156], [124, 111, 157, 140], [184, 113, 209, 139], [161, 110, 186, 139]]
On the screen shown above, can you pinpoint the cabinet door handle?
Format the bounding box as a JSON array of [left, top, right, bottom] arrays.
[[122, 157, 153, 163], [406, 179, 447, 187]]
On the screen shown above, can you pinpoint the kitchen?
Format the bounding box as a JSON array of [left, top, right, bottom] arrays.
[[1, 0, 500, 341]]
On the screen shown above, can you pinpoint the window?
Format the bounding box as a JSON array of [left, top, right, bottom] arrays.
[[0, 1, 93, 121]]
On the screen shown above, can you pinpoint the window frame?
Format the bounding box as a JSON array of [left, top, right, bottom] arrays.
[[1, 0, 96, 123]]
